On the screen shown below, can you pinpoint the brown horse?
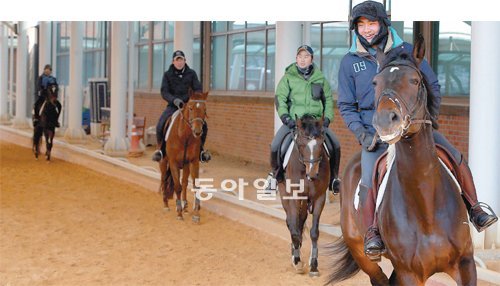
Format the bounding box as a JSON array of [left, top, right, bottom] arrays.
[[327, 36, 475, 285], [159, 90, 208, 223], [278, 114, 329, 276], [33, 83, 61, 161]]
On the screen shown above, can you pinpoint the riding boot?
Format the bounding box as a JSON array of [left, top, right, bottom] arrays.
[[152, 141, 165, 162], [264, 150, 282, 192], [455, 157, 498, 232], [199, 124, 211, 163], [329, 143, 341, 195], [360, 184, 386, 262]]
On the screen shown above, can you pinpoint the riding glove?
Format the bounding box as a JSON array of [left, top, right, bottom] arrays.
[[280, 114, 296, 129], [173, 98, 184, 109], [323, 117, 330, 128], [355, 127, 376, 152]]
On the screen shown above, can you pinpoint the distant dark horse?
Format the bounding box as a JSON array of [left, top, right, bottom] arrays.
[[278, 114, 329, 276], [159, 90, 209, 223], [33, 83, 61, 161], [328, 36, 475, 285]]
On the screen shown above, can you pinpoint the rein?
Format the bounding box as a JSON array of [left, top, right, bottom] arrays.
[[292, 129, 324, 166], [376, 61, 432, 141], [179, 99, 207, 133]]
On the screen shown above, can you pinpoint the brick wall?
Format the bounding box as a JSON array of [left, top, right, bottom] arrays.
[[134, 91, 470, 170]]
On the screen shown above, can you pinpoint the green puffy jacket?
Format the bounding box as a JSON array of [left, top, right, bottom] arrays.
[[275, 63, 334, 122]]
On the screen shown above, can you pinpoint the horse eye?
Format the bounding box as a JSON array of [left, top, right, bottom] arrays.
[[372, 80, 377, 86], [410, 78, 419, 85]]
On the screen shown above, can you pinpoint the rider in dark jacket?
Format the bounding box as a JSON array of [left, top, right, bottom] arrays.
[[33, 64, 61, 127], [152, 50, 211, 163], [338, 0, 497, 261]]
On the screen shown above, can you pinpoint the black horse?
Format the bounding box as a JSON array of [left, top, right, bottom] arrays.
[[33, 83, 61, 161]]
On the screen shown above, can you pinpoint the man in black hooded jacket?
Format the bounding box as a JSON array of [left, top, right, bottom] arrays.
[[152, 50, 211, 163]]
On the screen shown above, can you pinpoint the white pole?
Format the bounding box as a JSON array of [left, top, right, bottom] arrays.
[[469, 21, 500, 249], [8, 28, 14, 117], [64, 21, 86, 143], [38, 21, 52, 75], [127, 22, 135, 138], [12, 21, 29, 128], [274, 21, 302, 134], [173, 21, 194, 68], [104, 21, 129, 156], [0, 24, 10, 124]]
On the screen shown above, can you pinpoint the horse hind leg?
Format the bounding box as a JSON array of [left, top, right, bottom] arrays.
[[190, 160, 201, 224], [170, 166, 183, 220], [45, 129, 54, 161], [181, 165, 190, 214], [454, 255, 477, 286]]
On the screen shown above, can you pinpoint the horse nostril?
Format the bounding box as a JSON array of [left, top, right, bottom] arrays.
[[390, 112, 399, 122]]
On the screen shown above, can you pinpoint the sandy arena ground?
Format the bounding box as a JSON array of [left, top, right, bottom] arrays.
[[0, 141, 365, 286]]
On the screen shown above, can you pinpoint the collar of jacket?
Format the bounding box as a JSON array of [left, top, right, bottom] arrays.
[[285, 62, 322, 80], [349, 26, 403, 54]]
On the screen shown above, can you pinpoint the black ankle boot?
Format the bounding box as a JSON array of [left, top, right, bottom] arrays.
[[152, 150, 163, 162], [364, 225, 386, 262], [469, 203, 498, 232]]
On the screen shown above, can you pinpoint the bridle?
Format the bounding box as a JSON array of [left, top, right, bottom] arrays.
[[179, 99, 207, 136], [293, 129, 324, 166], [375, 60, 432, 142]]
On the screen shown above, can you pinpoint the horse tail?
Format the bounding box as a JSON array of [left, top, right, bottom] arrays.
[[163, 167, 174, 200], [324, 236, 360, 285]]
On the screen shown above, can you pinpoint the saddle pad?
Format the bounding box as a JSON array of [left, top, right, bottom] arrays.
[[164, 110, 181, 142]]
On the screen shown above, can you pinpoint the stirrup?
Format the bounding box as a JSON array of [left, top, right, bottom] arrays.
[[200, 150, 211, 163], [329, 178, 341, 195], [152, 150, 163, 162], [469, 202, 498, 232], [264, 172, 278, 193], [364, 227, 386, 262]]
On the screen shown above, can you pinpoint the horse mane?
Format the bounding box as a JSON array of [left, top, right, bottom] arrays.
[[299, 114, 322, 137], [189, 90, 206, 101], [379, 49, 418, 71]]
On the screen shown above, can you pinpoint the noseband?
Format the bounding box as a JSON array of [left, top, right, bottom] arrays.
[[293, 129, 324, 166], [376, 61, 432, 142], [180, 99, 207, 134]]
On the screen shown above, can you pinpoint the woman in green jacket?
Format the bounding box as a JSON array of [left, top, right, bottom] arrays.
[[265, 45, 341, 193]]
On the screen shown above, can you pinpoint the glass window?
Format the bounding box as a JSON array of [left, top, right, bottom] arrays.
[[245, 31, 266, 91], [153, 22, 165, 41], [152, 43, 165, 89], [211, 35, 227, 90], [391, 21, 414, 44], [434, 21, 471, 96], [228, 33, 245, 90], [138, 45, 149, 89], [266, 29, 275, 91], [210, 21, 276, 92], [212, 21, 227, 33], [321, 22, 350, 92], [192, 39, 201, 77], [229, 21, 246, 31], [139, 21, 149, 42]]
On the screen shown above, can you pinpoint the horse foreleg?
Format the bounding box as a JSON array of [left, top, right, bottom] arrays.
[[170, 165, 183, 220], [282, 198, 304, 274], [190, 160, 201, 224], [455, 255, 477, 286], [389, 269, 423, 286], [159, 158, 170, 210], [181, 164, 190, 213], [45, 129, 54, 161], [309, 192, 326, 277]]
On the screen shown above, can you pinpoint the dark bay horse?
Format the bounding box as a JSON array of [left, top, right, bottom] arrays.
[[159, 90, 208, 223], [33, 83, 61, 161], [328, 36, 475, 285], [278, 114, 329, 276]]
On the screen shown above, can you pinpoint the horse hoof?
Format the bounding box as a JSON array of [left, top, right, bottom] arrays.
[[183, 208, 189, 213], [163, 207, 170, 212], [176, 216, 184, 221], [192, 216, 200, 224], [293, 261, 304, 274], [309, 271, 320, 277]]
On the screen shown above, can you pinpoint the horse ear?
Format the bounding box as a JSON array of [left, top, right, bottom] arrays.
[[375, 47, 386, 69], [413, 34, 426, 66], [295, 114, 301, 128]]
